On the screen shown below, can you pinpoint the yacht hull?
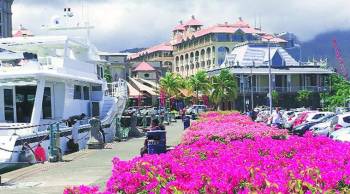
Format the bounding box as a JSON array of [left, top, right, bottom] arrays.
[[0, 123, 118, 174]]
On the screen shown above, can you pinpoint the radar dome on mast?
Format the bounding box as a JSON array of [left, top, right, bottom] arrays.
[[50, 15, 61, 27]]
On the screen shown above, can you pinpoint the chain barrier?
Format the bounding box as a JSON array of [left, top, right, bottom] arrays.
[[0, 115, 96, 153]]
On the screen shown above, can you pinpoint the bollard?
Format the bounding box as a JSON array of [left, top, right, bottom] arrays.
[[49, 123, 62, 162], [115, 117, 121, 141], [87, 118, 105, 149], [163, 112, 170, 125], [142, 114, 147, 128]]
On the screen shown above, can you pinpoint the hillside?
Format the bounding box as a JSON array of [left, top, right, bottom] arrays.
[[301, 30, 350, 72]]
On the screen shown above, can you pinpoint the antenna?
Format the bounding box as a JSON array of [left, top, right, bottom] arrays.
[[254, 14, 256, 29], [259, 15, 262, 30]]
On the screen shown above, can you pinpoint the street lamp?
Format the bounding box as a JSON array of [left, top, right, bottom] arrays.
[[264, 35, 274, 114], [250, 61, 255, 111], [234, 74, 245, 112]]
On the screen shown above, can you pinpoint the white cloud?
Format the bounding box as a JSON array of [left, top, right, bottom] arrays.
[[12, 0, 350, 51]]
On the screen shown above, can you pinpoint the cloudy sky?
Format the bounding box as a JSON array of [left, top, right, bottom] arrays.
[[12, 0, 350, 52]]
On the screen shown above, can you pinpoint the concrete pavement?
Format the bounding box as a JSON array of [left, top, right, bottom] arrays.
[[0, 120, 184, 194]]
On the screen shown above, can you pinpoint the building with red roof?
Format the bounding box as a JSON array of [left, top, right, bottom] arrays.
[[131, 61, 158, 81], [170, 16, 289, 77], [128, 15, 291, 78]]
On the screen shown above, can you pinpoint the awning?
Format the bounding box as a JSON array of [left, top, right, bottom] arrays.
[[208, 66, 334, 76], [179, 89, 194, 97], [129, 77, 157, 96], [136, 78, 159, 89], [127, 82, 141, 98]]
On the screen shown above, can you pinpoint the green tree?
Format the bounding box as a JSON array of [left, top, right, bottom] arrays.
[[297, 90, 312, 107], [271, 90, 279, 106], [189, 70, 211, 104], [211, 69, 238, 110], [323, 74, 350, 109], [159, 72, 182, 98], [104, 67, 112, 83]]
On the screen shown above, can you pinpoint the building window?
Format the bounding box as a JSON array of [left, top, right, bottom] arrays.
[[4, 88, 14, 122], [232, 33, 244, 42], [144, 73, 150, 78], [74, 85, 82, 99], [83, 86, 90, 100], [215, 33, 230, 42]]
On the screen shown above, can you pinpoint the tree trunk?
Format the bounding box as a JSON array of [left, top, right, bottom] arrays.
[[196, 90, 199, 105]]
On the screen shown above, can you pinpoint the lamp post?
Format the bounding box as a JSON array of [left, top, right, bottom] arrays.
[[242, 77, 246, 113], [265, 36, 274, 114], [250, 61, 255, 111]]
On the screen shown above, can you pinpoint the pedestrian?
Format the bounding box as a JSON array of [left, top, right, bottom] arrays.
[[181, 108, 186, 120], [34, 143, 46, 163], [270, 107, 283, 129]]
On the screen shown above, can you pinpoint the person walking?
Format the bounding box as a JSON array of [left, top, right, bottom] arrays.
[[270, 107, 283, 128]]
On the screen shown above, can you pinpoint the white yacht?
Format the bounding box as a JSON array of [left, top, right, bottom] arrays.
[[0, 34, 128, 173]]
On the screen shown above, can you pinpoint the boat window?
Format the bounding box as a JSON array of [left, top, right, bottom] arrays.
[[74, 85, 82, 99], [42, 87, 52, 119], [83, 86, 90, 100], [92, 85, 102, 91], [16, 86, 36, 123], [4, 89, 14, 122]]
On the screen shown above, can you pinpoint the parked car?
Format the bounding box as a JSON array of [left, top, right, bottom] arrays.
[[292, 111, 316, 129], [186, 105, 207, 114], [304, 112, 335, 123], [311, 116, 336, 136], [284, 112, 302, 130], [329, 113, 350, 133], [292, 114, 335, 136], [330, 127, 350, 140]]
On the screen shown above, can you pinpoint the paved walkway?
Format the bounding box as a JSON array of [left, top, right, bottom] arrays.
[[0, 120, 184, 194]]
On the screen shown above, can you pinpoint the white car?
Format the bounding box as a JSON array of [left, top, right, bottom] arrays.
[[329, 113, 350, 132], [186, 105, 207, 114], [333, 134, 350, 142], [311, 116, 335, 136], [305, 112, 335, 123], [284, 112, 302, 129], [330, 127, 350, 140]]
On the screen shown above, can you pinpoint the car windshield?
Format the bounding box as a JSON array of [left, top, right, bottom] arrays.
[[318, 115, 335, 122]]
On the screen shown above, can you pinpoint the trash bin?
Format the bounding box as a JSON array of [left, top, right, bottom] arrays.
[[147, 130, 166, 154], [117, 116, 131, 141]]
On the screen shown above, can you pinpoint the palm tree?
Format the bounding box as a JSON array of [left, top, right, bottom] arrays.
[[159, 72, 181, 98], [189, 70, 211, 104], [211, 69, 238, 110]]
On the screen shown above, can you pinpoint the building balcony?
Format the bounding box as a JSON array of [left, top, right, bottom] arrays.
[[238, 86, 330, 94]]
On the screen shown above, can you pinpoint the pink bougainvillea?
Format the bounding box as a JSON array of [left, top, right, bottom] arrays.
[[64, 112, 350, 194]]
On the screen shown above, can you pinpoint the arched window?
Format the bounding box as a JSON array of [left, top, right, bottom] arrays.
[[217, 47, 229, 65]]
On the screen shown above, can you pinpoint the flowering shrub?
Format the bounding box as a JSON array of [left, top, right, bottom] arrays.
[[64, 112, 350, 193], [181, 112, 288, 144]]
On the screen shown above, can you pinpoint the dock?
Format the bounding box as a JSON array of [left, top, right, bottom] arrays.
[[0, 120, 184, 194]]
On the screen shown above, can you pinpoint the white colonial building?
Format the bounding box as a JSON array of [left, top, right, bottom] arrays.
[[208, 43, 334, 110]]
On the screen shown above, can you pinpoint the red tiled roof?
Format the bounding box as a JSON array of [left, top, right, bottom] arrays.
[[184, 15, 203, 27], [261, 35, 288, 43], [13, 26, 33, 37], [173, 22, 260, 45], [173, 23, 185, 31], [128, 42, 173, 60], [232, 17, 250, 28], [132, 61, 156, 72]]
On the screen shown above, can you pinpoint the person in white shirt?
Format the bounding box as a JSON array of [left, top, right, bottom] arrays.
[[270, 107, 283, 128]]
